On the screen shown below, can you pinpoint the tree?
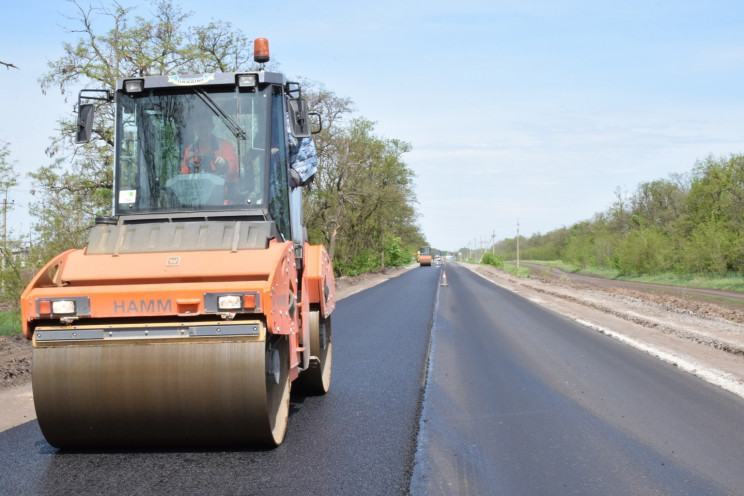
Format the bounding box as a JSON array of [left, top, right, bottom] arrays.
[[0, 141, 19, 203], [305, 112, 420, 274], [683, 154, 744, 273], [628, 175, 688, 231], [496, 153, 744, 278], [31, 0, 256, 262], [301, 83, 356, 261], [303, 82, 423, 271], [33, 1, 424, 279], [0, 141, 24, 307]]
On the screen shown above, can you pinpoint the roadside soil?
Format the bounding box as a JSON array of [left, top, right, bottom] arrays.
[[3, 261, 744, 432]]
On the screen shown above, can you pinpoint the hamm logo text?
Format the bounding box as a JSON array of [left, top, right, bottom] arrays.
[[114, 299, 173, 314]]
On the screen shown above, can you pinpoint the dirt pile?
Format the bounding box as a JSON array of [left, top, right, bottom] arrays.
[[0, 334, 31, 389]]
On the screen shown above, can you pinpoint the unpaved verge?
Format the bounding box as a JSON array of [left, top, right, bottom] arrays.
[[0, 335, 34, 433], [0, 264, 416, 433], [464, 263, 744, 399]]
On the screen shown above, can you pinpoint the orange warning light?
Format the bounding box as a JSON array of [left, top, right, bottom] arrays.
[[254, 38, 270, 64]]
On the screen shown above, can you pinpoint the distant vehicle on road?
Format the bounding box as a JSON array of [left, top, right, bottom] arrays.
[[418, 246, 433, 266]]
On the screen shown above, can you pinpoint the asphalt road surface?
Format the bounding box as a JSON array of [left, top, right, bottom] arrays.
[[3, 263, 744, 495], [0, 267, 438, 496], [412, 264, 744, 495]]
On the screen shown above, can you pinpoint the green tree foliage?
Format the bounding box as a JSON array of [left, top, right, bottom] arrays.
[[0, 141, 25, 308], [614, 226, 673, 276], [27, 1, 423, 283], [304, 87, 424, 274], [508, 153, 744, 278], [0, 140, 19, 201], [679, 220, 736, 275], [628, 175, 687, 231], [384, 236, 410, 267], [30, 0, 255, 265], [481, 252, 504, 269]]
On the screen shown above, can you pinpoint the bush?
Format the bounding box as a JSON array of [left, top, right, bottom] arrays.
[[614, 227, 673, 276], [384, 236, 409, 267], [482, 252, 504, 268], [334, 250, 380, 277], [679, 221, 736, 276]]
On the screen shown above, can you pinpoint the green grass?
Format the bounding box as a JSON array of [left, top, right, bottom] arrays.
[[619, 272, 744, 292], [502, 261, 532, 278], [0, 310, 22, 336], [520, 260, 744, 293]]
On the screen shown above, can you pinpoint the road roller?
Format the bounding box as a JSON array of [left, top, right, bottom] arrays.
[[418, 246, 432, 266], [20, 39, 335, 449]]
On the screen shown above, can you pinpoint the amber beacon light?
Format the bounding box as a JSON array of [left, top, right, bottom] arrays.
[[254, 38, 270, 63]]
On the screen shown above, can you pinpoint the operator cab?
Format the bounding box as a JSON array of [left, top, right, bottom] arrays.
[[112, 73, 293, 235], [77, 72, 311, 244], [76, 39, 316, 250]]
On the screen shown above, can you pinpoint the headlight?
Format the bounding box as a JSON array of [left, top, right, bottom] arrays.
[[205, 292, 261, 313], [36, 297, 90, 317], [237, 74, 257, 88], [123, 79, 144, 93], [52, 300, 76, 315], [218, 295, 242, 310]]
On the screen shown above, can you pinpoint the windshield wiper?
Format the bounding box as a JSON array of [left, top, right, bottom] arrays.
[[193, 88, 247, 140]]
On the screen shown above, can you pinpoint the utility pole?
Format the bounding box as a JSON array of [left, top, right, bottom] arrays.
[[516, 219, 520, 270], [2, 193, 8, 272], [2, 192, 12, 287]]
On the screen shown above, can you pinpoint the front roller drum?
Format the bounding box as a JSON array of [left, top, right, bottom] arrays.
[[32, 335, 290, 449]]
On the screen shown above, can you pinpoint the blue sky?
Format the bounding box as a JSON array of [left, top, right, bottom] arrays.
[[2, 1, 743, 252]]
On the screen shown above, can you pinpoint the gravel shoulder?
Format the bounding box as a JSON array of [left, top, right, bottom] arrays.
[[4, 261, 744, 432]]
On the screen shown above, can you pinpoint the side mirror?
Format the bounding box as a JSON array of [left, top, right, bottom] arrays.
[[76, 104, 95, 144], [287, 98, 310, 138], [75, 89, 112, 144], [308, 112, 322, 135]]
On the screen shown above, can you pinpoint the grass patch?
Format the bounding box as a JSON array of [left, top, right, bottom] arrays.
[[503, 262, 532, 278], [0, 310, 22, 336], [522, 260, 744, 292], [620, 272, 744, 292]]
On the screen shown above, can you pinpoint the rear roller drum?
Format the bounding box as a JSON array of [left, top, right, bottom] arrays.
[[296, 308, 332, 394]]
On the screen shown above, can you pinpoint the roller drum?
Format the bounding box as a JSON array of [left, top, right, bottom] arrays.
[[294, 309, 332, 394], [32, 336, 290, 449]]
